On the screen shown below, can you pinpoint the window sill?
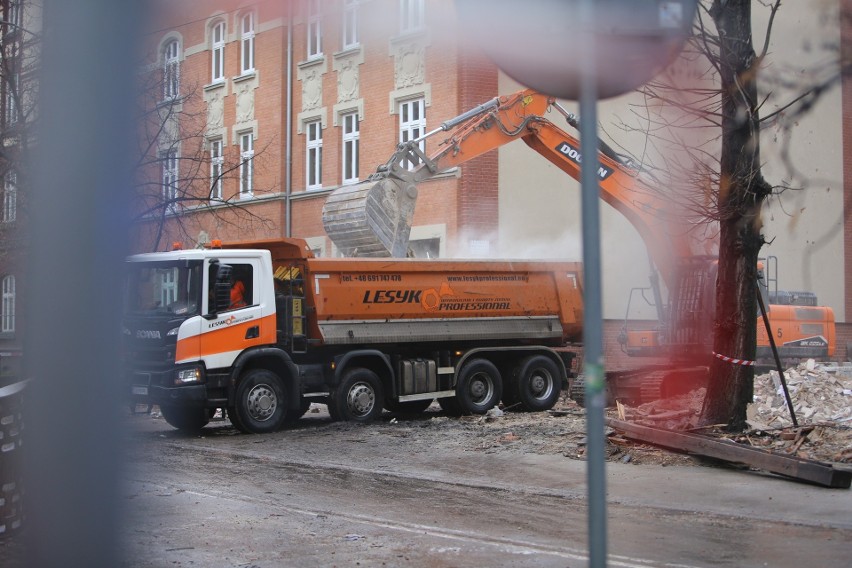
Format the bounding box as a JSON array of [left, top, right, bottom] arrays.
[[204, 80, 226, 92], [298, 56, 326, 70], [334, 45, 362, 59], [234, 71, 256, 83]]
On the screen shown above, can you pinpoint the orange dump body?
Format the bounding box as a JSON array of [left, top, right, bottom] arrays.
[[245, 238, 584, 348]]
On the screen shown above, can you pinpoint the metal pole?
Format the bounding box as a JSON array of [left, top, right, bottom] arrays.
[[756, 278, 798, 427], [579, 0, 607, 565]]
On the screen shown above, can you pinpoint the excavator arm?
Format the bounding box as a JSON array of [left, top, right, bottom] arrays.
[[321, 89, 695, 292]]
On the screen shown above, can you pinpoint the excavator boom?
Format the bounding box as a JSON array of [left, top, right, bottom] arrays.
[[322, 89, 695, 292]]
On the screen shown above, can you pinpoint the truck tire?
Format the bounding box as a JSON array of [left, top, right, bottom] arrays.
[[513, 355, 562, 412], [283, 397, 311, 426], [329, 368, 384, 422], [160, 404, 210, 433], [455, 358, 502, 415], [227, 406, 249, 433], [234, 369, 288, 434]]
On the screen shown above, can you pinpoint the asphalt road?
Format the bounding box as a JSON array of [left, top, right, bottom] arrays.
[[115, 411, 851, 567]]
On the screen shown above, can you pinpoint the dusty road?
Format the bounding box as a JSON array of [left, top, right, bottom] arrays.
[[117, 407, 851, 567]]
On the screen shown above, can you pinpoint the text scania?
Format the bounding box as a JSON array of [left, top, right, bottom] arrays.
[[363, 289, 422, 304], [555, 142, 614, 180]]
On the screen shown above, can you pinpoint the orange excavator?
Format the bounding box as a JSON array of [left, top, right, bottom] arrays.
[[322, 89, 835, 402]]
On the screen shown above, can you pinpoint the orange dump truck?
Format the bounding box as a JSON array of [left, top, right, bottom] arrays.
[[122, 238, 583, 433]]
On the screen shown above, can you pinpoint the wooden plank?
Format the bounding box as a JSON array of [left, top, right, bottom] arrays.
[[606, 418, 851, 489]]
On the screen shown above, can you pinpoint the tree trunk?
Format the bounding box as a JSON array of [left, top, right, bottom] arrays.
[[700, 0, 773, 429]]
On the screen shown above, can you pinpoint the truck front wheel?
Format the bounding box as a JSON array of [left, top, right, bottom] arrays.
[[512, 355, 561, 412], [455, 358, 502, 415], [234, 369, 288, 434], [160, 404, 210, 433], [329, 368, 384, 422]]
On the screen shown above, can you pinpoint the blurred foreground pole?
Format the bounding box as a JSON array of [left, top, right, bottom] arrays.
[[578, 1, 608, 566], [25, 1, 140, 566]]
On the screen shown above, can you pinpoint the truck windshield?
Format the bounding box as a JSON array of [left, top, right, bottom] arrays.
[[124, 260, 203, 317]]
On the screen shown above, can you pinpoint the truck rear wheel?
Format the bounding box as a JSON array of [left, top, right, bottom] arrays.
[[513, 355, 561, 412], [329, 368, 384, 422], [234, 369, 288, 434], [455, 358, 502, 415], [160, 404, 210, 433]]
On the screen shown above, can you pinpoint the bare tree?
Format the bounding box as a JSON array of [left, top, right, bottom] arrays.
[[611, 0, 848, 429], [131, 52, 276, 252]]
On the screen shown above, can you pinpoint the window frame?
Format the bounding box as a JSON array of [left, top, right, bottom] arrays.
[[306, 120, 323, 190], [240, 12, 255, 74], [210, 138, 223, 201], [399, 0, 425, 34], [342, 0, 359, 50], [307, 0, 323, 59], [2, 171, 16, 223], [211, 20, 226, 84], [341, 112, 359, 185], [162, 149, 178, 209], [163, 39, 180, 100], [398, 97, 425, 170], [239, 132, 254, 198], [1, 275, 15, 334]]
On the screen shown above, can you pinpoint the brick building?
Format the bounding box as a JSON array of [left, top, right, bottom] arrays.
[[135, 0, 498, 259]]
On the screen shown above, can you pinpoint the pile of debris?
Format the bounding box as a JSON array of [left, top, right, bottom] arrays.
[[750, 359, 852, 429]]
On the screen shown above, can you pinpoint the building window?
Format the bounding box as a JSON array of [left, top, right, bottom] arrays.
[[240, 12, 255, 74], [307, 0, 322, 59], [399, 97, 425, 169], [1, 275, 14, 334], [6, 1, 20, 33], [240, 132, 254, 197], [211, 21, 225, 83], [342, 0, 358, 49], [306, 120, 322, 189], [5, 73, 17, 125], [2, 171, 15, 223], [163, 39, 180, 100], [162, 149, 178, 209], [399, 0, 424, 34], [210, 139, 223, 201], [341, 112, 359, 184]]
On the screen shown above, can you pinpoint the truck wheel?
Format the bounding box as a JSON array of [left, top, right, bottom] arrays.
[[456, 358, 502, 415], [234, 369, 287, 434], [385, 398, 433, 415], [160, 404, 210, 433], [227, 406, 249, 433], [514, 355, 562, 412], [437, 396, 463, 416], [329, 368, 384, 422]]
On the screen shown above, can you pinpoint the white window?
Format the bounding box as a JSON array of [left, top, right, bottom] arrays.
[[1, 275, 14, 334], [306, 120, 322, 189], [341, 112, 359, 184], [211, 21, 225, 83], [307, 0, 322, 59], [210, 139, 223, 200], [240, 132, 254, 197], [163, 39, 180, 99], [7, 1, 20, 31], [2, 171, 15, 223], [162, 149, 178, 208], [342, 0, 358, 49], [5, 73, 17, 125], [399, 98, 425, 169], [240, 13, 255, 74], [160, 269, 177, 308], [399, 0, 424, 34]]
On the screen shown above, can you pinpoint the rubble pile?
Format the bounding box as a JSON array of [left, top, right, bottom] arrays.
[[750, 360, 852, 429]]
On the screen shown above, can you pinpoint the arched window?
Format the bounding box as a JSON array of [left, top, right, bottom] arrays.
[[211, 20, 226, 83], [1, 275, 15, 333], [163, 39, 180, 99]]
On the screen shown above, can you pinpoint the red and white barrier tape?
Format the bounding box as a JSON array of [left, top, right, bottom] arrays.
[[713, 352, 755, 366]]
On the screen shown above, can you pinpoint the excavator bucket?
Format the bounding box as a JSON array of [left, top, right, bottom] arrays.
[[322, 176, 418, 257]]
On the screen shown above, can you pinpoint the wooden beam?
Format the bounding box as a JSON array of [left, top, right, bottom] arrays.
[[606, 418, 851, 489]]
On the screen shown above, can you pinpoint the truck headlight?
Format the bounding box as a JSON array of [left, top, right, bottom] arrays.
[[167, 327, 180, 336], [175, 367, 203, 384]]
